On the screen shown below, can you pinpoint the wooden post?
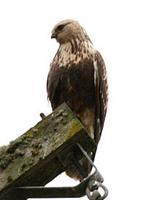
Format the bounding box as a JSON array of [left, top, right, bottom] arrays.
[[0, 103, 96, 200]]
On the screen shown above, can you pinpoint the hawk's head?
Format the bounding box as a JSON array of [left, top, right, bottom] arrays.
[[51, 19, 91, 44]]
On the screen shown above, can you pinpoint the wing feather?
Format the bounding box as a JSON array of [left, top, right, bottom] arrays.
[[94, 51, 108, 143], [47, 64, 61, 109]]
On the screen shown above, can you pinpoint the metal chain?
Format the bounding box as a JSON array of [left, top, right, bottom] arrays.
[[86, 177, 108, 200], [77, 144, 108, 200]]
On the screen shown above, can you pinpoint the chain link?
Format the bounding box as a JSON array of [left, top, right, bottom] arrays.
[[77, 143, 108, 200], [86, 177, 108, 200]]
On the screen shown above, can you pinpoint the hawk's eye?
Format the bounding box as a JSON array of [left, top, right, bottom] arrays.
[[56, 25, 65, 32]]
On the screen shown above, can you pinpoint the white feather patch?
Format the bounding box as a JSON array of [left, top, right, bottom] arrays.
[[93, 60, 98, 88]]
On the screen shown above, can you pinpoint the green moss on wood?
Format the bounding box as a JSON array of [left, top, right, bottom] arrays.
[[0, 103, 95, 200]]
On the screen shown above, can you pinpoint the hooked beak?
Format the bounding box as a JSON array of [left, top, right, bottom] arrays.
[[51, 32, 56, 39]]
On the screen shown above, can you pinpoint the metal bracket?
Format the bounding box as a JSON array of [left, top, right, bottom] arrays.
[[11, 144, 108, 200]]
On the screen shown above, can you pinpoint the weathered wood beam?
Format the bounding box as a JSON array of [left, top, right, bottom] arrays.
[[0, 103, 96, 200]]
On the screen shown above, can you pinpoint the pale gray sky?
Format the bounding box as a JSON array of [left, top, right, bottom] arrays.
[[0, 0, 145, 199]]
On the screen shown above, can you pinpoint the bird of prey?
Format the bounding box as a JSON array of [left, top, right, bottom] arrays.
[[47, 19, 108, 180]]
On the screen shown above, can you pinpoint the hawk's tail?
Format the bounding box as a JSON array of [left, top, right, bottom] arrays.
[[65, 152, 92, 181]]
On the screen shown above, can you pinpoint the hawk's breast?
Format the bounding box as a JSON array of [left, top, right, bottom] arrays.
[[47, 58, 96, 112]]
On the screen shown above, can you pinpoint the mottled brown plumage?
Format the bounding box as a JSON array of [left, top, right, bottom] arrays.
[[47, 19, 108, 180]]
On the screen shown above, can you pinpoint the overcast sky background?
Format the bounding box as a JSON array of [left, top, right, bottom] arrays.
[[0, 0, 145, 199]]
